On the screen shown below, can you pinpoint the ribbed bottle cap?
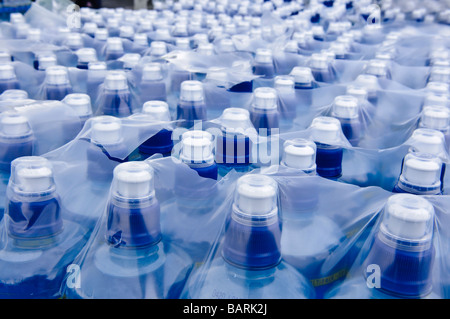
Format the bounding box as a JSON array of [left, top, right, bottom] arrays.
[[44, 66, 70, 85], [139, 19, 153, 32], [150, 41, 167, 57], [218, 38, 235, 53], [27, 28, 41, 42], [119, 25, 134, 38], [400, 152, 442, 188], [346, 85, 369, 103], [106, 37, 124, 52], [172, 23, 188, 37], [175, 37, 191, 50], [83, 22, 98, 35], [112, 161, 154, 199], [88, 61, 107, 79], [91, 116, 122, 145], [282, 138, 317, 171], [104, 70, 128, 90], [95, 28, 108, 41], [429, 66, 450, 83], [0, 89, 28, 101], [254, 48, 273, 64], [180, 130, 214, 163], [309, 53, 330, 70], [329, 42, 348, 57], [0, 111, 31, 137], [420, 105, 450, 131], [381, 194, 434, 244], [274, 75, 294, 91], [15, 23, 29, 39], [423, 93, 449, 108], [62, 93, 93, 117], [197, 42, 214, 55], [121, 53, 141, 69], [234, 174, 277, 216], [365, 59, 390, 77], [142, 63, 163, 81], [76, 48, 97, 63], [37, 53, 57, 71], [425, 82, 449, 96], [0, 51, 11, 63], [133, 33, 148, 46], [205, 67, 228, 86], [107, 18, 119, 29], [142, 100, 171, 121], [332, 95, 359, 119], [289, 66, 314, 86], [409, 128, 446, 156], [10, 13, 25, 25], [0, 64, 16, 81], [354, 74, 378, 98], [192, 33, 209, 46], [92, 14, 104, 26], [312, 25, 325, 39], [180, 80, 204, 102], [220, 107, 251, 134], [11, 156, 54, 194], [66, 33, 83, 49], [252, 87, 278, 110], [310, 116, 342, 145]]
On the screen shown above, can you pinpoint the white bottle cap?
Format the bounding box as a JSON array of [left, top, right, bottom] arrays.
[[44, 66, 70, 85], [235, 174, 277, 216], [354, 74, 379, 98], [309, 53, 330, 70], [106, 37, 124, 52], [83, 22, 98, 35], [409, 128, 446, 156], [400, 152, 442, 187], [0, 51, 11, 63], [365, 59, 389, 77], [254, 48, 273, 64], [121, 53, 141, 69], [420, 105, 450, 131], [329, 42, 348, 57], [429, 66, 450, 83], [27, 28, 41, 42], [312, 25, 325, 39], [197, 42, 214, 55], [13, 157, 54, 194], [88, 61, 107, 80], [15, 23, 29, 39], [180, 80, 204, 102], [142, 63, 163, 81], [205, 67, 228, 86], [172, 23, 188, 37], [113, 161, 154, 199], [176, 38, 191, 50], [66, 33, 83, 49], [62, 93, 93, 117], [119, 25, 134, 38], [95, 28, 108, 41], [76, 48, 98, 64], [10, 13, 25, 25], [107, 18, 119, 29], [142, 100, 171, 121], [289, 66, 314, 86], [332, 95, 359, 119], [423, 93, 449, 108], [310, 116, 342, 145], [133, 33, 148, 46], [38, 54, 57, 71], [150, 41, 167, 57], [180, 130, 214, 163], [426, 81, 449, 96], [91, 116, 122, 145], [192, 33, 209, 46], [252, 87, 278, 110], [220, 107, 251, 134], [0, 89, 28, 101], [282, 138, 317, 171], [249, 28, 262, 39], [346, 85, 369, 103], [0, 111, 31, 137], [274, 75, 295, 91], [104, 70, 128, 90], [139, 20, 153, 32], [92, 14, 104, 26], [381, 194, 434, 245], [218, 38, 235, 53], [0, 64, 16, 81]]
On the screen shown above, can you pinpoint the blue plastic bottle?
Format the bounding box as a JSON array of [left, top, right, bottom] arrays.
[[353, 74, 379, 106], [309, 52, 338, 83], [419, 105, 450, 146], [97, 70, 132, 117], [0, 89, 28, 101], [138, 101, 174, 158], [119, 25, 134, 41], [289, 66, 317, 109], [86, 61, 107, 106], [43, 66, 73, 101], [65, 161, 193, 299], [34, 53, 57, 73], [82, 22, 98, 38], [274, 75, 297, 131], [176, 80, 207, 128], [120, 53, 141, 71], [364, 59, 392, 80], [139, 63, 167, 103], [170, 64, 192, 103], [105, 37, 124, 61], [179, 130, 218, 180], [75, 48, 98, 70], [62, 93, 93, 128], [252, 48, 276, 90], [393, 152, 443, 195], [181, 174, 315, 299], [331, 95, 362, 147], [148, 41, 168, 64], [0, 64, 20, 94], [310, 116, 344, 180], [106, 18, 120, 37], [0, 157, 87, 299], [249, 87, 280, 136], [65, 33, 84, 52], [326, 194, 439, 299], [215, 108, 253, 177]]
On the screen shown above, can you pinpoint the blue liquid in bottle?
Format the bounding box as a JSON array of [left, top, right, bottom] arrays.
[[176, 80, 207, 129], [252, 48, 275, 90], [43, 66, 73, 101], [275, 75, 297, 131], [75, 48, 97, 70], [105, 37, 124, 61], [309, 53, 338, 84], [331, 95, 362, 147], [249, 87, 280, 136], [97, 70, 133, 117], [0, 64, 20, 94], [86, 61, 107, 107], [181, 174, 315, 299], [65, 162, 193, 299], [139, 63, 167, 103], [0, 157, 87, 299]]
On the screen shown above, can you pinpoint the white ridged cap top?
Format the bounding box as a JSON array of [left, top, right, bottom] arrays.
[[310, 116, 342, 145], [426, 81, 449, 96], [365, 59, 389, 77], [252, 87, 278, 110], [289, 66, 313, 86], [197, 42, 214, 55], [254, 48, 273, 64], [221, 107, 251, 134], [95, 28, 108, 41], [91, 116, 122, 145], [119, 25, 134, 38], [27, 28, 41, 42], [121, 53, 141, 69], [150, 41, 167, 57], [63, 93, 93, 117], [283, 138, 317, 171], [409, 128, 446, 156], [142, 100, 171, 121], [37, 54, 57, 71], [218, 38, 235, 53], [0, 64, 16, 80], [309, 53, 330, 70], [332, 95, 359, 119], [205, 67, 228, 86], [180, 130, 214, 163], [113, 161, 154, 199], [11, 157, 54, 194], [133, 33, 148, 46], [44, 66, 70, 85], [346, 85, 369, 103], [235, 174, 277, 216], [354, 74, 378, 97], [0, 51, 11, 63], [76, 48, 97, 63], [0, 111, 31, 136], [429, 67, 450, 83], [176, 38, 191, 50], [104, 70, 128, 90], [400, 152, 442, 187], [66, 33, 83, 49], [283, 40, 298, 53], [180, 80, 204, 102], [420, 105, 450, 131], [83, 22, 98, 35], [274, 75, 294, 91], [142, 63, 163, 81], [106, 37, 124, 52], [0, 89, 28, 101]]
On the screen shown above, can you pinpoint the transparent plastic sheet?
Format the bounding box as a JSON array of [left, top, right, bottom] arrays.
[[59, 156, 241, 299], [324, 193, 450, 299], [23, 2, 68, 31], [180, 167, 391, 299]]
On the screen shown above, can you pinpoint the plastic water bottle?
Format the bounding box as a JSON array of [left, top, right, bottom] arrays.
[[428, 66, 450, 86], [179, 130, 218, 180], [252, 48, 276, 90], [86, 61, 107, 107], [170, 64, 192, 103], [148, 41, 168, 63], [280, 138, 317, 175], [75, 48, 98, 70], [326, 194, 439, 299], [308, 52, 338, 83], [138, 101, 174, 158], [249, 87, 280, 136], [62, 93, 93, 128], [65, 161, 193, 299], [106, 18, 120, 37], [138, 63, 167, 103], [176, 80, 207, 128], [35, 53, 57, 72], [363, 59, 392, 80], [43, 66, 73, 101], [419, 105, 450, 145], [215, 108, 253, 177], [65, 33, 84, 52], [181, 174, 315, 299], [0, 64, 20, 94], [353, 74, 379, 106], [331, 95, 362, 147], [120, 53, 141, 71], [82, 22, 98, 38], [393, 152, 443, 195], [274, 75, 297, 131], [105, 37, 124, 61], [0, 156, 87, 299], [97, 70, 132, 117], [119, 25, 134, 41], [0, 89, 28, 101], [310, 116, 344, 180]]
